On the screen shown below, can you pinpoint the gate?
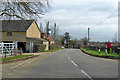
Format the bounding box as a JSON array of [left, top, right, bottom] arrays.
[[0, 42, 16, 56]]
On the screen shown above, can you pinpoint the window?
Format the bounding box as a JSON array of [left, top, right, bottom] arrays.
[[7, 32, 12, 36]]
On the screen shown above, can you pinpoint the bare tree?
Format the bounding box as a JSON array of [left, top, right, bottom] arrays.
[[45, 21, 50, 37], [40, 23, 43, 32], [81, 37, 88, 47], [0, 0, 50, 20]]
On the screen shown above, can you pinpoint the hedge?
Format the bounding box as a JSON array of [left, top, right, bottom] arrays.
[[34, 44, 46, 52], [50, 45, 61, 50], [87, 46, 119, 53]]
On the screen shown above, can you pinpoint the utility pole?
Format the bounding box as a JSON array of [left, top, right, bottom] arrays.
[[53, 23, 56, 40], [46, 21, 49, 38], [88, 28, 90, 42]]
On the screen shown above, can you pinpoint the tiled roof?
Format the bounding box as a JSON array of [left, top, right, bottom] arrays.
[[1, 20, 34, 31]]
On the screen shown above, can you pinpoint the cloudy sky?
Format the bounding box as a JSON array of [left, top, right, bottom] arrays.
[[38, 0, 119, 42]]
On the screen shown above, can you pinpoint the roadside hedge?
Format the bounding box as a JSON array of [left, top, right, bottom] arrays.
[[34, 44, 46, 52], [87, 46, 119, 53], [50, 45, 61, 50]]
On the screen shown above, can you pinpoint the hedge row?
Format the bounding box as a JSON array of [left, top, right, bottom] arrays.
[[34, 44, 46, 52], [87, 46, 119, 53], [50, 45, 61, 50]]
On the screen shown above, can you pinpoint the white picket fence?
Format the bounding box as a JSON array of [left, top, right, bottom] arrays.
[[0, 42, 16, 56]]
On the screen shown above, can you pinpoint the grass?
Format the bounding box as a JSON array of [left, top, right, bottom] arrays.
[[81, 48, 120, 58], [39, 48, 63, 52], [2, 55, 33, 63]]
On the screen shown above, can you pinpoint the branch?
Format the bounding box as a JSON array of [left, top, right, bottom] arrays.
[[1, 12, 24, 20]]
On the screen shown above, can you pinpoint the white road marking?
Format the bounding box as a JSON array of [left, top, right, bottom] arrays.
[[7, 73, 13, 75], [81, 70, 93, 80], [68, 57, 70, 60], [71, 60, 77, 66], [27, 59, 35, 64], [11, 57, 38, 69], [21, 65, 25, 67], [13, 70, 18, 72], [21, 58, 38, 66], [11, 59, 31, 68], [22, 57, 39, 67], [13, 65, 18, 68], [18, 59, 31, 66]]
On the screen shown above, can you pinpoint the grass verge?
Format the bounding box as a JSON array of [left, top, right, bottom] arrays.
[[81, 48, 120, 59], [39, 48, 63, 52], [2, 55, 33, 63]]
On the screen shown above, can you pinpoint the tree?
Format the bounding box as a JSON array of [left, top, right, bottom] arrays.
[[45, 21, 50, 37], [69, 38, 82, 49], [81, 37, 88, 47], [62, 32, 71, 48], [40, 23, 44, 33], [0, 0, 50, 20]]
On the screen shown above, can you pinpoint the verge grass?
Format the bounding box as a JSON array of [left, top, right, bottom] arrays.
[[81, 48, 120, 58], [2, 55, 33, 63], [39, 48, 63, 52]]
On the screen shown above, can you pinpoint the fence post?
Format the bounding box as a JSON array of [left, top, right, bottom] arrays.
[[14, 48, 17, 56], [4, 49, 6, 58], [110, 48, 112, 53], [99, 47, 100, 54], [20, 48, 22, 55], [105, 46, 107, 54], [11, 44, 13, 56], [1, 42, 3, 56]]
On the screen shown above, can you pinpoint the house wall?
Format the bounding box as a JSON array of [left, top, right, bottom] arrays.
[[2, 31, 26, 42], [26, 22, 41, 38], [43, 41, 49, 50]]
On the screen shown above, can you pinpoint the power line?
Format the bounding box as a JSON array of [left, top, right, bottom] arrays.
[[93, 9, 118, 29]]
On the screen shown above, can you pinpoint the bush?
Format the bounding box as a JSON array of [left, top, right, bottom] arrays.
[[50, 45, 61, 50], [87, 46, 118, 53], [34, 44, 46, 52]]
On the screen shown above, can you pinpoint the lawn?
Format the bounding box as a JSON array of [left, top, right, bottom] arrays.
[[81, 48, 120, 58], [2, 55, 33, 63]]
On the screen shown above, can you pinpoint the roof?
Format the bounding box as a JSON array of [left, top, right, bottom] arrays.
[[27, 37, 48, 42], [1, 20, 34, 31]]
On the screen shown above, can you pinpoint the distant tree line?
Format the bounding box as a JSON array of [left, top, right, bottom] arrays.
[[61, 32, 89, 48]]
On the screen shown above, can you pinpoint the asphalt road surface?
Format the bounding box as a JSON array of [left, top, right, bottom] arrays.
[[2, 49, 118, 79]]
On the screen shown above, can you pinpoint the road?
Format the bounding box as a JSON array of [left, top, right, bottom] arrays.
[[2, 49, 118, 79]]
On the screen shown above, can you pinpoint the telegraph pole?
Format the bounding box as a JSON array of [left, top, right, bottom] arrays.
[[46, 21, 49, 37], [53, 23, 56, 40], [88, 28, 90, 42]]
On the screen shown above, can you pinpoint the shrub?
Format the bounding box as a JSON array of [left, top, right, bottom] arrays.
[[50, 45, 61, 50], [34, 44, 46, 52]]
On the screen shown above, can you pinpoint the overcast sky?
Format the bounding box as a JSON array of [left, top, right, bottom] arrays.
[[38, 0, 119, 42]]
